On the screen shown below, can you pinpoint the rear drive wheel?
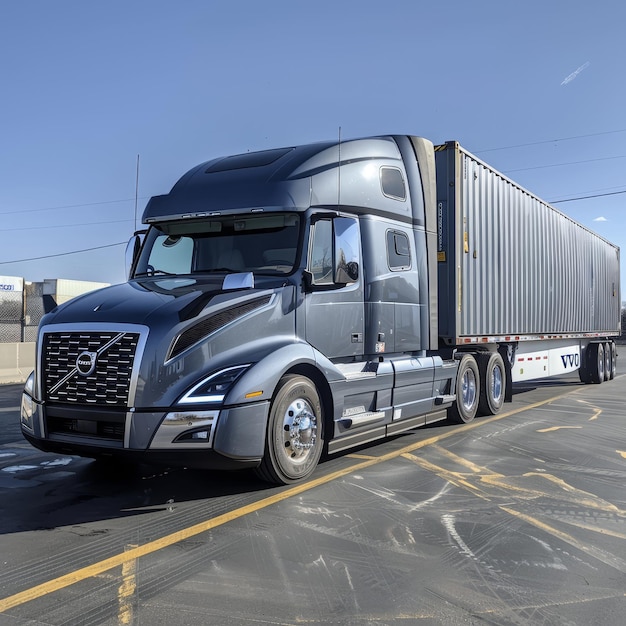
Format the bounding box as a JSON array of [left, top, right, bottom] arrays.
[[449, 355, 480, 424], [255, 375, 324, 485], [478, 352, 506, 415], [588, 342, 605, 384]]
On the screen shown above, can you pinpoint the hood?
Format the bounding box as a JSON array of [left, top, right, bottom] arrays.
[[38, 275, 298, 408], [41, 275, 278, 327]]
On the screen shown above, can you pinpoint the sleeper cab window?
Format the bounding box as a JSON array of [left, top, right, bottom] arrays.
[[387, 230, 411, 271], [380, 166, 406, 201]]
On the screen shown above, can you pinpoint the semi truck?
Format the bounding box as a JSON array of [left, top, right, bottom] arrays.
[[20, 136, 621, 484]]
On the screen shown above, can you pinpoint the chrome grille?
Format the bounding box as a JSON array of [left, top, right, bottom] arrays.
[[43, 331, 140, 406]]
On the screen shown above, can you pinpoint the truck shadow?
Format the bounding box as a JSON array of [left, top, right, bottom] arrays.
[[511, 373, 585, 396], [0, 456, 274, 536], [0, 413, 457, 537]]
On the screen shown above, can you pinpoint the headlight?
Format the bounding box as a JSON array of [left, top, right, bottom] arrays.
[[21, 371, 36, 431], [24, 370, 35, 397], [178, 365, 250, 404]]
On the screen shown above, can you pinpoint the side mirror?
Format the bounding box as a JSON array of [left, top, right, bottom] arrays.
[[333, 218, 360, 285]]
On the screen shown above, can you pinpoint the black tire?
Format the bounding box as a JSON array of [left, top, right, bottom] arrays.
[[609, 341, 617, 380], [603, 342, 612, 381], [255, 375, 324, 485], [588, 342, 605, 384], [449, 355, 480, 424], [478, 352, 506, 416], [578, 346, 592, 384]]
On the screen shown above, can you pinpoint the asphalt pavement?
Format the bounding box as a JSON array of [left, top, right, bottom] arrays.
[[0, 383, 22, 445], [1, 374, 625, 625]]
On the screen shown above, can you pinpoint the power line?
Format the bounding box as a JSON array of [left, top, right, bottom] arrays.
[[0, 197, 148, 216], [550, 189, 626, 204], [474, 128, 626, 153], [3, 218, 134, 233], [504, 155, 626, 173], [0, 242, 127, 265]]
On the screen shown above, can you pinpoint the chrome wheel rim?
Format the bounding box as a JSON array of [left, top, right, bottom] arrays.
[[462, 369, 477, 412], [280, 397, 318, 467], [492, 365, 503, 402]]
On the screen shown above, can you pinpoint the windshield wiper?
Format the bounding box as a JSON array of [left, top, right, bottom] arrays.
[[135, 266, 175, 277]]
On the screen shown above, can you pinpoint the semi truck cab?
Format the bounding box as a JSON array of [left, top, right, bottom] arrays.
[[21, 136, 461, 484]]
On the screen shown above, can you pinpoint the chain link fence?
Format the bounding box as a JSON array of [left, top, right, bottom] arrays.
[[0, 282, 24, 342], [1, 277, 109, 343]]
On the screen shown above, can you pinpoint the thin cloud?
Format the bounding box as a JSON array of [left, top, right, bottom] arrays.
[[593, 216, 608, 222], [561, 61, 590, 86]]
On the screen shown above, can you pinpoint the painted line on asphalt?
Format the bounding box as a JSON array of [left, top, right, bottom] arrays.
[[0, 379, 618, 613], [117, 545, 138, 625]]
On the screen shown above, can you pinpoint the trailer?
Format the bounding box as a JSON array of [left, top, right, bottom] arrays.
[[21, 136, 621, 483], [435, 141, 620, 415]]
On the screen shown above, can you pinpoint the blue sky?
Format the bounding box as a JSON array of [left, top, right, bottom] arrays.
[[1, 1, 624, 298]]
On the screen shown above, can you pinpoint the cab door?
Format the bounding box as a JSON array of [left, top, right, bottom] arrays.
[[304, 216, 364, 359]]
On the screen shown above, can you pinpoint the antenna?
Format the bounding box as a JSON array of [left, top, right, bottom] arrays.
[[134, 154, 140, 230], [337, 126, 341, 207]]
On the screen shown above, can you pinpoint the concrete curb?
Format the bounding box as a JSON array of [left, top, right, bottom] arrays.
[[0, 343, 35, 385]]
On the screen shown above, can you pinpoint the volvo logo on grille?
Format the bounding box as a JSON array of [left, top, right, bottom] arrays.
[[76, 351, 98, 376]]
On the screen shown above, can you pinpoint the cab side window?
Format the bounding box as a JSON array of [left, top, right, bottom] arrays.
[[308, 217, 360, 286], [309, 219, 334, 285]]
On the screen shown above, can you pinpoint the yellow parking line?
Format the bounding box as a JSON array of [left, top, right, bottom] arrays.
[[0, 383, 596, 613]]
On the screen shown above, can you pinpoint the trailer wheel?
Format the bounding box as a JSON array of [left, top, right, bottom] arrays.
[[449, 355, 480, 424], [478, 352, 506, 415], [255, 375, 324, 485], [588, 342, 605, 384], [603, 342, 612, 381], [609, 342, 617, 379], [578, 346, 592, 384]]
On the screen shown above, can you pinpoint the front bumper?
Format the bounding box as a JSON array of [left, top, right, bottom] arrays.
[[21, 392, 270, 469]]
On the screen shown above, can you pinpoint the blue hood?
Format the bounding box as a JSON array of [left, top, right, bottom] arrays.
[[42, 276, 275, 327], [40, 275, 296, 408]]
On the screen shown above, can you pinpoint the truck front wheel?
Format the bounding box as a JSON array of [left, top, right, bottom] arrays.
[[255, 375, 324, 485], [449, 355, 480, 424]]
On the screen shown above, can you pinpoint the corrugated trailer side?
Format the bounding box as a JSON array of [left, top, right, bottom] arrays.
[[435, 141, 621, 343]]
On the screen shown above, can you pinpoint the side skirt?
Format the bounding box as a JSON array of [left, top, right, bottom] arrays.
[[327, 409, 448, 455]]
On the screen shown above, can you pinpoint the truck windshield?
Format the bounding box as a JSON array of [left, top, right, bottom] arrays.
[[134, 213, 301, 277]]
